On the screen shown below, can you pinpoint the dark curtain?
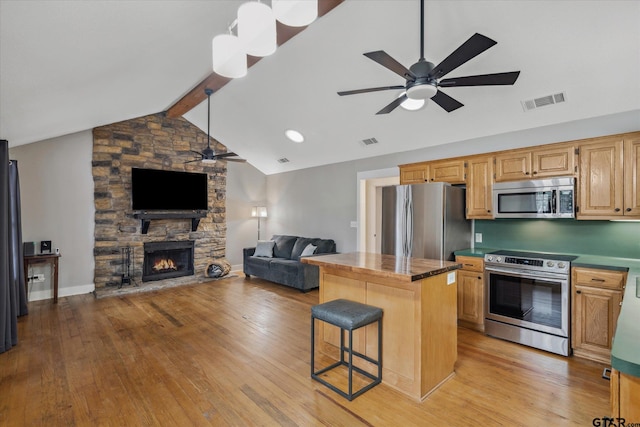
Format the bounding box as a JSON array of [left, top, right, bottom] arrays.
[[1, 139, 27, 354]]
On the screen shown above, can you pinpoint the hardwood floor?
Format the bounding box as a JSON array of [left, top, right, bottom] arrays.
[[1, 275, 611, 426]]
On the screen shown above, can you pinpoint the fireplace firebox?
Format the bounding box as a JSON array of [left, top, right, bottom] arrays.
[[142, 241, 195, 282]]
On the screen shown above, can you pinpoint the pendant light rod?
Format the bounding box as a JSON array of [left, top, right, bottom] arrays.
[[205, 88, 213, 150], [419, 0, 425, 61]]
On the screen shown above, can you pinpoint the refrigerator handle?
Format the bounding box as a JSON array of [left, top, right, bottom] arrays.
[[404, 188, 413, 257]]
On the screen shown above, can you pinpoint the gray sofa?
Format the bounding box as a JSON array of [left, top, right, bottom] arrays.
[[243, 235, 336, 292]]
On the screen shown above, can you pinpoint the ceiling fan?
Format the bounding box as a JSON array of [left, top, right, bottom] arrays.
[[337, 0, 520, 114], [186, 88, 246, 164]]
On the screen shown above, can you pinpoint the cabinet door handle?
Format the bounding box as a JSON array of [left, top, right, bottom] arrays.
[[477, 276, 482, 280], [576, 290, 582, 294], [591, 278, 605, 282], [602, 367, 611, 381], [532, 171, 538, 175], [626, 208, 632, 212], [615, 208, 621, 212], [525, 172, 530, 175], [487, 210, 491, 213]]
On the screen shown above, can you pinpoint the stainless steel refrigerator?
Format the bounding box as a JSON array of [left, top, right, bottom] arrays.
[[381, 182, 471, 261]]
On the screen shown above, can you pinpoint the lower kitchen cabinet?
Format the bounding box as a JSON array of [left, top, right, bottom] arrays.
[[571, 267, 626, 363], [455, 255, 485, 332], [611, 368, 640, 421]]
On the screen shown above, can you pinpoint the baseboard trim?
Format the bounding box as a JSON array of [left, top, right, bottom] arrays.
[[27, 283, 96, 302]]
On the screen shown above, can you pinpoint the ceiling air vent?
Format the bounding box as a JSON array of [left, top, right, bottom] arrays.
[[360, 137, 379, 146], [277, 157, 290, 163], [521, 92, 567, 112]]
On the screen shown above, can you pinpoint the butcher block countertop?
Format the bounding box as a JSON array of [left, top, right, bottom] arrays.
[[301, 252, 462, 282]]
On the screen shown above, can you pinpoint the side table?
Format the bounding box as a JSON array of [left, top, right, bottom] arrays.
[[24, 253, 61, 303]]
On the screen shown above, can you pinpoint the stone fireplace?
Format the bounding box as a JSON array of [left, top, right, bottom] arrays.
[[91, 112, 228, 292]]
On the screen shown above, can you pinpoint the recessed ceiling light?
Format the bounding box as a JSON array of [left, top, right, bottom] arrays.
[[399, 92, 425, 111], [285, 129, 304, 143]]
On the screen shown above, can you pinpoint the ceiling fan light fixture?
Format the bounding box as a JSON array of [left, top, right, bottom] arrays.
[[212, 34, 247, 78], [399, 92, 425, 111], [285, 129, 304, 143], [272, 0, 318, 27], [406, 83, 437, 100], [238, 1, 277, 57]]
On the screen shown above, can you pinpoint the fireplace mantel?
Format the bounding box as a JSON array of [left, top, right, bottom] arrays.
[[133, 212, 207, 234]]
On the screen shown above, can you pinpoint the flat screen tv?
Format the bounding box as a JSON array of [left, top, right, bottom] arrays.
[[131, 168, 208, 211]]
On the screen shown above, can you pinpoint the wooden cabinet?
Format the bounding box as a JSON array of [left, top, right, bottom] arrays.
[[577, 133, 640, 219], [623, 136, 640, 216], [455, 255, 485, 332], [571, 267, 626, 363], [611, 368, 640, 421], [494, 150, 532, 181], [465, 155, 494, 219], [428, 159, 466, 184], [399, 163, 428, 184], [531, 145, 576, 178], [495, 145, 575, 182], [577, 137, 624, 218]]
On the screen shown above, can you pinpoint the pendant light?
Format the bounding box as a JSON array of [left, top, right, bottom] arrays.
[[237, 1, 277, 57], [272, 0, 317, 27], [212, 31, 247, 78]]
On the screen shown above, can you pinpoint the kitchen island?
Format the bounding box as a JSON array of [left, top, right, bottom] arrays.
[[301, 252, 461, 401]]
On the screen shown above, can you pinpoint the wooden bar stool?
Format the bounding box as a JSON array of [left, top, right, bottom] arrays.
[[310, 299, 382, 400]]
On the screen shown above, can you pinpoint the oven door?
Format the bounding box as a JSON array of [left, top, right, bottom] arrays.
[[485, 266, 569, 338]]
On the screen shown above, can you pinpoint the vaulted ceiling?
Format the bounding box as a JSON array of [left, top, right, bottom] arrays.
[[2, 1, 639, 175]]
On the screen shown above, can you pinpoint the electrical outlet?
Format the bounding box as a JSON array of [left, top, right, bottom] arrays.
[[475, 233, 483, 243]]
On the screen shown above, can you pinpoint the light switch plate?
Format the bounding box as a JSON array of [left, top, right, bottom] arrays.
[[447, 272, 456, 285], [475, 233, 483, 243]]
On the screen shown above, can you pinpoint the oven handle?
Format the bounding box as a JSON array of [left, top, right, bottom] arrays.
[[485, 266, 569, 281]]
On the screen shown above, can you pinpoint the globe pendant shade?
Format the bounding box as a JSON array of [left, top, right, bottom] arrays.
[[238, 1, 277, 57], [212, 34, 247, 78], [272, 0, 318, 27]]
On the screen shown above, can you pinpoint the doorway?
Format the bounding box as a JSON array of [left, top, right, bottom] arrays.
[[356, 169, 399, 253]]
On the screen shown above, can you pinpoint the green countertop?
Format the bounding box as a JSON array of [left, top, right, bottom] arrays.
[[454, 248, 640, 378]]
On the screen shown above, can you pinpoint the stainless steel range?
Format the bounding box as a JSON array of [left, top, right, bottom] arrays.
[[484, 250, 577, 356]]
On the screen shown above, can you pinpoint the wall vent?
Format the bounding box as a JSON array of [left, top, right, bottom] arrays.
[[277, 157, 290, 163], [521, 92, 567, 111], [360, 137, 379, 146]]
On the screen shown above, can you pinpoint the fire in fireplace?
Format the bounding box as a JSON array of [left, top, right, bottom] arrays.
[[143, 241, 195, 282]]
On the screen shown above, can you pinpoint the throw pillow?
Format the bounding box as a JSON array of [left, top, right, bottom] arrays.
[[253, 240, 275, 258], [300, 244, 317, 257]]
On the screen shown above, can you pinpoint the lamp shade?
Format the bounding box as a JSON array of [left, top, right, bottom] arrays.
[[212, 34, 247, 78], [238, 1, 277, 57], [272, 0, 318, 27], [251, 206, 268, 218]]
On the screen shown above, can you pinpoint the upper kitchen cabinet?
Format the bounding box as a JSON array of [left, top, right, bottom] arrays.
[[495, 145, 575, 182], [494, 150, 532, 181], [428, 159, 466, 184], [577, 132, 640, 219], [623, 135, 640, 216], [466, 155, 494, 219], [399, 163, 429, 184]]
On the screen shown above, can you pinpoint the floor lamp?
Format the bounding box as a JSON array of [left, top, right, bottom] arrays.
[[251, 206, 267, 240]]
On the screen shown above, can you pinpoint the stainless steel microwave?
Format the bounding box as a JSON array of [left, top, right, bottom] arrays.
[[492, 177, 575, 219]]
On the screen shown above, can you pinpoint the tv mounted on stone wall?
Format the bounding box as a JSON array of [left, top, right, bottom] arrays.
[[131, 167, 208, 211]]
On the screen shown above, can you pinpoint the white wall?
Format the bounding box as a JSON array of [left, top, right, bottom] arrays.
[[9, 130, 95, 300], [264, 110, 640, 253], [9, 109, 638, 293], [225, 161, 267, 269]]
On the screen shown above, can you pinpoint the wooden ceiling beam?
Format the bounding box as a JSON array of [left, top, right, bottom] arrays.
[[165, 0, 344, 118]]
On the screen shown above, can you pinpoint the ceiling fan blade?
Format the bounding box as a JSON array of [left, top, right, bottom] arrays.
[[376, 94, 407, 115], [222, 158, 247, 163], [184, 158, 202, 164], [428, 33, 497, 80], [364, 51, 416, 80], [431, 91, 464, 112], [439, 71, 521, 87], [213, 152, 241, 158], [190, 150, 205, 156], [338, 85, 405, 96]]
